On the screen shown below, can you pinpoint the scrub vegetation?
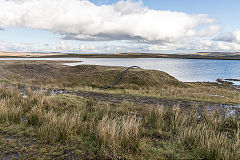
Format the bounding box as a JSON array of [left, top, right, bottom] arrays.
[[0, 61, 240, 159], [0, 86, 240, 159], [1, 62, 240, 104]]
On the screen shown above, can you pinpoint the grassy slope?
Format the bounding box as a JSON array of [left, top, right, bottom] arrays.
[[1, 63, 185, 88], [0, 62, 240, 104]]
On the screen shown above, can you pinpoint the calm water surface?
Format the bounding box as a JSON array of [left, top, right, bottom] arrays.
[[64, 58, 240, 83], [1, 58, 240, 83]]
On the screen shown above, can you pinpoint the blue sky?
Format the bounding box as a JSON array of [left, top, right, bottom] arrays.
[[91, 0, 240, 31], [0, 0, 240, 53], [148, 0, 239, 30]]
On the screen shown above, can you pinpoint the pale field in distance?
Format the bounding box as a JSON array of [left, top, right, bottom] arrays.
[[0, 52, 64, 57]]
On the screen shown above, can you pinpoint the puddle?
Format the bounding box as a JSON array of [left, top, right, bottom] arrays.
[[1, 153, 19, 160], [17, 85, 73, 97], [208, 104, 240, 117], [216, 78, 240, 91], [207, 94, 225, 98], [197, 115, 202, 119], [21, 117, 27, 123], [7, 137, 16, 141], [224, 79, 240, 85], [224, 105, 240, 116]]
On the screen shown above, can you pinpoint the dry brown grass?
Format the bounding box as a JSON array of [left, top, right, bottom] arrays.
[[1, 62, 240, 104], [144, 105, 240, 159], [38, 111, 83, 142], [97, 115, 141, 158], [0, 100, 22, 124], [180, 124, 239, 159], [148, 105, 190, 135], [0, 85, 240, 159], [120, 84, 240, 104]]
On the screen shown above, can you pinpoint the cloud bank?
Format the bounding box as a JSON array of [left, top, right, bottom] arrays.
[[0, 0, 220, 43], [214, 30, 240, 44], [0, 0, 239, 53]]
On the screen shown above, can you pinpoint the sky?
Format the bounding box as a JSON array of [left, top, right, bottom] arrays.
[[0, 0, 240, 54]]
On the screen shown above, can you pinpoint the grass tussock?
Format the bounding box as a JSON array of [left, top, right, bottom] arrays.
[[97, 115, 141, 157], [180, 123, 240, 159], [145, 106, 240, 159], [148, 105, 190, 135], [38, 111, 82, 142], [0, 85, 240, 159], [0, 100, 22, 124]]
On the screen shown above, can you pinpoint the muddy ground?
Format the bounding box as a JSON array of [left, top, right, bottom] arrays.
[[14, 84, 240, 115]]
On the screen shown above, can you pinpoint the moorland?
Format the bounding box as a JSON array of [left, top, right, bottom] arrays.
[[0, 60, 240, 159]]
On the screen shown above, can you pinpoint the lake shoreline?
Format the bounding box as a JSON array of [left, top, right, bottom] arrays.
[[0, 57, 239, 83]]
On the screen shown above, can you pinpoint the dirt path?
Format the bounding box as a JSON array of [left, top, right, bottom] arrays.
[[2, 84, 238, 112], [14, 84, 230, 110], [73, 91, 205, 108]]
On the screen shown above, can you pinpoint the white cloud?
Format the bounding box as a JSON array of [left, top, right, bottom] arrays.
[[170, 39, 240, 52], [197, 25, 221, 37], [0, 0, 220, 43], [1, 38, 240, 54], [1, 0, 240, 53], [0, 40, 102, 53], [0, 40, 33, 52]]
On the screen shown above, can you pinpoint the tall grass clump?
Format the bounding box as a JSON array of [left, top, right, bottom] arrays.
[[97, 115, 141, 158], [0, 100, 22, 124], [0, 86, 22, 100], [22, 88, 48, 111], [147, 105, 195, 137], [0, 86, 23, 124], [26, 105, 45, 126], [180, 123, 240, 159], [37, 110, 83, 142], [145, 105, 240, 159]]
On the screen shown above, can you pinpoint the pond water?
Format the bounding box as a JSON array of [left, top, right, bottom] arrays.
[[1, 57, 240, 83], [64, 58, 240, 83]]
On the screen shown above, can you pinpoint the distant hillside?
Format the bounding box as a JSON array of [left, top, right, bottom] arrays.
[[184, 52, 240, 57], [1, 51, 240, 60], [116, 52, 240, 57], [0, 52, 64, 57]]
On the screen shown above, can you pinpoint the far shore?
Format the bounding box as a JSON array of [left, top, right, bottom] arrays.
[[1, 52, 240, 60]]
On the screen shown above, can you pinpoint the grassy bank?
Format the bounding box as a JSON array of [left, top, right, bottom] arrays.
[[0, 86, 240, 159], [0, 62, 240, 104]]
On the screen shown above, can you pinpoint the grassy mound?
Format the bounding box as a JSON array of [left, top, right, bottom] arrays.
[[2, 63, 186, 89], [2, 63, 240, 104], [66, 65, 187, 89]]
